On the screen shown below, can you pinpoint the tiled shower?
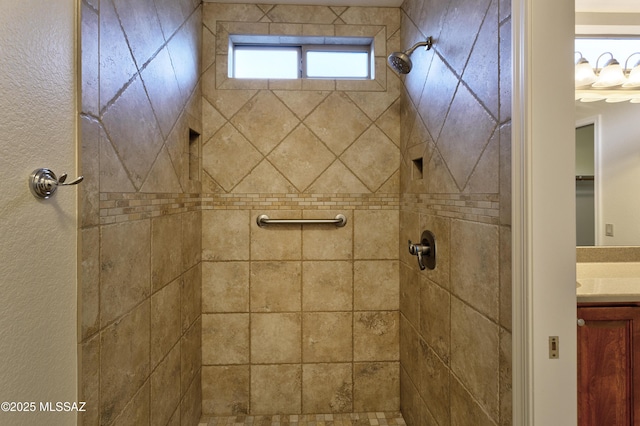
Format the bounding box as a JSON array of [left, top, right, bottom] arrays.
[[78, 0, 511, 424]]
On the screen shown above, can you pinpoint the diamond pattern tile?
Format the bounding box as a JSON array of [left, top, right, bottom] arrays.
[[202, 123, 263, 191], [436, 84, 496, 189], [231, 91, 300, 155], [341, 126, 399, 192], [268, 125, 336, 192], [102, 76, 164, 190], [305, 92, 371, 155], [273, 90, 331, 120]]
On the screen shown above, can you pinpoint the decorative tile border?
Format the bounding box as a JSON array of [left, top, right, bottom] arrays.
[[200, 412, 406, 426], [98, 192, 499, 224], [98, 192, 401, 224], [401, 193, 500, 225]]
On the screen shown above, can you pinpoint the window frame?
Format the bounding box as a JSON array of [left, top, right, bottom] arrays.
[[228, 35, 374, 80]]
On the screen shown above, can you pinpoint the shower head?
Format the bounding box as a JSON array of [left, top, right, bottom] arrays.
[[387, 37, 433, 74]]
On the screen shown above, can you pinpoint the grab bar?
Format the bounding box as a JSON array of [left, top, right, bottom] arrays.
[[256, 214, 347, 228]]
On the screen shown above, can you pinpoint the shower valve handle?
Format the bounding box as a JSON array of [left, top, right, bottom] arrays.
[[408, 230, 437, 271], [408, 240, 429, 270]]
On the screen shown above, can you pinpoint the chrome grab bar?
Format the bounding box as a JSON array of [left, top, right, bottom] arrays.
[[256, 214, 347, 228]]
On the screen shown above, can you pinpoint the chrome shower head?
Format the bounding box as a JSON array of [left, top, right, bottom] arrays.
[[387, 37, 433, 74]]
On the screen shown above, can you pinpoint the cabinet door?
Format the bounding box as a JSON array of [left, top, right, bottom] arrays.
[[577, 306, 640, 426]]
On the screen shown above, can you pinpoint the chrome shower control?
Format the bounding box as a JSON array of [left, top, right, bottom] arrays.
[[29, 168, 83, 199], [408, 230, 436, 270]]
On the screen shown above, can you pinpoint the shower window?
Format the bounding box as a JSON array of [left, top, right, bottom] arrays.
[[229, 35, 374, 80]]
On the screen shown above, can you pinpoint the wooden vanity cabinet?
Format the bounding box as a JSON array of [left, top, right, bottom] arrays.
[[577, 305, 640, 426]]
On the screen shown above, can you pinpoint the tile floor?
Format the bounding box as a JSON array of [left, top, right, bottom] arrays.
[[199, 412, 406, 426]]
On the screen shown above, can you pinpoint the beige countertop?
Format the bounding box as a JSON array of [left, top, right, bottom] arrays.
[[577, 262, 640, 303]]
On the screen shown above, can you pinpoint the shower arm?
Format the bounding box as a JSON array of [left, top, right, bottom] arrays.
[[404, 37, 433, 55]]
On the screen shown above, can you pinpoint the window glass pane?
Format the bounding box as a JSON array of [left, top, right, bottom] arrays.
[[234, 47, 299, 79], [306, 51, 369, 78]]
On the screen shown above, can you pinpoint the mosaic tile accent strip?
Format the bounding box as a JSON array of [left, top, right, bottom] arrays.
[[401, 193, 500, 225], [98, 192, 401, 224], [200, 412, 406, 426]]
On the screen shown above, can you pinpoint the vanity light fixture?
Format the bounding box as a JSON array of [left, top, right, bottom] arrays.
[[575, 51, 640, 103], [622, 52, 640, 88], [575, 52, 597, 88], [592, 52, 626, 88]]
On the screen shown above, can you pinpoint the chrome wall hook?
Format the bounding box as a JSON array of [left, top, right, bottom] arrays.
[[408, 230, 436, 270], [29, 168, 83, 199]]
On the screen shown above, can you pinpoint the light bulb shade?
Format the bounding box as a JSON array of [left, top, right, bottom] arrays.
[[593, 61, 626, 88], [622, 65, 640, 88], [575, 60, 597, 87]]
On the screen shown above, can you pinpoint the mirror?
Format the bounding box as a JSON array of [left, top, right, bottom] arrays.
[[575, 100, 640, 246]]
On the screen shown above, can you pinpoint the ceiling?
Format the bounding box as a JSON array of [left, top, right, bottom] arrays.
[[205, 0, 640, 11], [576, 0, 640, 13]]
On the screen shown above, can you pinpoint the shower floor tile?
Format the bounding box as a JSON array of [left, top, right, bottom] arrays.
[[199, 412, 406, 426]]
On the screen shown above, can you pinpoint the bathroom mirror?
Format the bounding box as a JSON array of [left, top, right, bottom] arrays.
[[575, 100, 640, 246], [573, 3, 640, 247]]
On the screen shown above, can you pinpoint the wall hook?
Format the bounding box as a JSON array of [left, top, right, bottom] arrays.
[[29, 168, 83, 199]]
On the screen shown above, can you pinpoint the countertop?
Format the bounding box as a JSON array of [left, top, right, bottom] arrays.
[[577, 262, 640, 303]]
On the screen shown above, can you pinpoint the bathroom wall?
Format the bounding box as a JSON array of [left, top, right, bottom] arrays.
[[397, 0, 512, 424], [78, 0, 203, 424], [200, 3, 402, 415]]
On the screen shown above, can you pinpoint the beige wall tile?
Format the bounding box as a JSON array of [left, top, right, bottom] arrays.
[[150, 344, 181, 426], [203, 262, 250, 313], [354, 260, 399, 311], [202, 313, 249, 364], [302, 312, 352, 363], [450, 375, 496, 426], [353, 362, 399, 412], [399, 263, 420, 327], [305, 92, 371, 155], [451, 298, 499, 419], [419, 277, 450, 364], [251, 364, 302, 414], [100, 220, 151, 326], [399, 315, 421, 386], [111, 381, 150, 426], [451, 219, 499, 321], [181, 318, 202, 392], [202, 365, 250, 415], [354, 311, 399, 361], [79, 334, 100, 426], [354, 210, 398, 259], [80, 227, 100, 339], [302, 210, 353, 260], [341, 126, 400, 192], [181, 264, 201, 331], [251, 313, 301, 364], [100, 301, 150, 425], [268, 125, 335, 192], [150, 278, 181, 368], [203, 210, 250, 261], [250, 261, 301, 312], [302, 261, 352, 311], [419, 344, 449, 426], [182, 210, 202, 270], [302, 363, 353, 413], [250, 210, 302, 261], [230, 90, 300, 155], [180, 369, 202, 426], [500, 328, 513, 426]]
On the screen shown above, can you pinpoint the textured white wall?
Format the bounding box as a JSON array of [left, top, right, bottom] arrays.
[[0, 1, 78, 425]]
